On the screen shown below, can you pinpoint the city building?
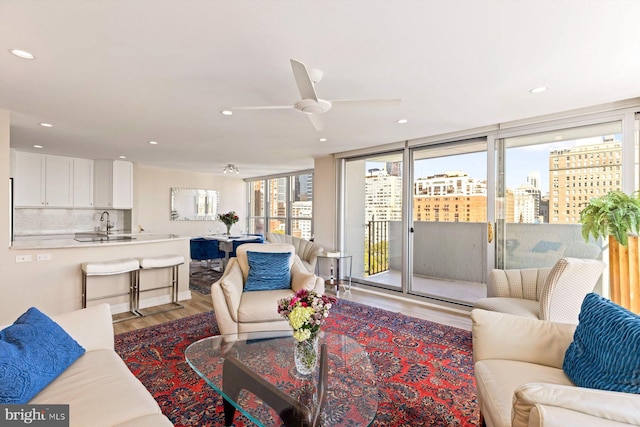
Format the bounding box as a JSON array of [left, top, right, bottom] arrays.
[[549, 137, 622, 223]]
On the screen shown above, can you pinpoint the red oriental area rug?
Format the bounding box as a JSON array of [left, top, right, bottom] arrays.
[[115, 299, 479, 426]]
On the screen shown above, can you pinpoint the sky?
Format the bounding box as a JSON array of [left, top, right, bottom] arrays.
[[371, 135, 620, 196]]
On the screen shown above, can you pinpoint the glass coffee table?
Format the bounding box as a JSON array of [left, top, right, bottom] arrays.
[[185, 330, 378, 427]]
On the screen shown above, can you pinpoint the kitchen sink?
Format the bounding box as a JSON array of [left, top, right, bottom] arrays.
[[74, 233, 136, 243]]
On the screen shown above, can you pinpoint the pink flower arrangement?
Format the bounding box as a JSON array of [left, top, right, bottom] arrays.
[[277, 290, 337, 342], [217, 211, 239, 226]]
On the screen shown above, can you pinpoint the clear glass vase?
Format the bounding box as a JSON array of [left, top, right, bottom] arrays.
[[294, 334, 319, 375]]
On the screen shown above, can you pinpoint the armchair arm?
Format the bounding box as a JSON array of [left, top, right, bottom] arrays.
[[513, 383, 640, 427], [290, 256, 324, 294], [471, 309, 575, 368], [215, 259, 245, 321]]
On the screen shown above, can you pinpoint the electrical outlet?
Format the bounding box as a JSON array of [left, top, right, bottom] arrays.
[[16, 255, 32, 263], [37, 254, 52, 261]]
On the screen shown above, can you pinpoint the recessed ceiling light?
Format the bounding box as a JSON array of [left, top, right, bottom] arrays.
[[221, 110, 233, 116], [119, 155, 127, 159], [529, 86, 548, 94], [319, 138, 327, 142], [33, 145, 43, 149], [148, 141, 158, 145], [10, 49, 35, 59], [397, 119, 408, 124], [39, 123, 53, 128]]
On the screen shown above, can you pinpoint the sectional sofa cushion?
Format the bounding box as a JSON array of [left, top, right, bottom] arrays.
[[0, 307, 85, 403], [563, 293, 640, 393]]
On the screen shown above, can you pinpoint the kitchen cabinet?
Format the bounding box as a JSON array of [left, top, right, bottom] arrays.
[[13, 152, 73, 207], [94, 160, 133, 209], [73, 158, 94, 207]]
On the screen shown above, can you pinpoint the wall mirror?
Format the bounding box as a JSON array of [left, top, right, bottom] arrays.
[[170, 188, 219, 221]]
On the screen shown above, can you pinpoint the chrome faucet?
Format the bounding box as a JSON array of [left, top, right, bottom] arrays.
[[100, 211, 113, 235]]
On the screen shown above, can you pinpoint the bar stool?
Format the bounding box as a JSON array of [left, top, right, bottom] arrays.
[[81, 258, 141, 323], [137, 254, 185, 316]]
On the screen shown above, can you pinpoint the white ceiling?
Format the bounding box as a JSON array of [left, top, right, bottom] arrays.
[[2, 0, 640, 178]]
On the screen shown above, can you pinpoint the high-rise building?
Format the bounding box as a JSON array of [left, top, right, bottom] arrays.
[[365, 168, 402, 222], [413, 172, 488, 222], [549, 137, 622, 223]]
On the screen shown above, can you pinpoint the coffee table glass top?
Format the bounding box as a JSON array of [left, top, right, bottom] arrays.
[[185, 330, 378, 426]]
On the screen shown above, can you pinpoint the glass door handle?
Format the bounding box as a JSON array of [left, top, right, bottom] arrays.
[[488, 223, 493, 243]]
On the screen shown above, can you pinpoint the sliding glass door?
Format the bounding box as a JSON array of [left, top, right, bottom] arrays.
[[410, 140, 488, 304], [344, 152, 404, 290]]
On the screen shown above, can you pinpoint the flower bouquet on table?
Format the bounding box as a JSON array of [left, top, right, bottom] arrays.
[[217, 211, 239, 235], [277, 289, 337, 374]]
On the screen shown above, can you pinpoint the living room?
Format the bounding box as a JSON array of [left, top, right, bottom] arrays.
[[2, 1, 640, 426]]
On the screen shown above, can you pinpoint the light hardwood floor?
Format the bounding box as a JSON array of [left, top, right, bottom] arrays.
[[114, 287, 472, 335]]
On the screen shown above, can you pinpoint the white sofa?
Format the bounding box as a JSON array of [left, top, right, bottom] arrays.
[[471, 309, 640, 427], [29, 304, 173, 427]]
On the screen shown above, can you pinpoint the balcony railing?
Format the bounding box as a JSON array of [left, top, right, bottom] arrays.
[[366, 220, 389, 275]]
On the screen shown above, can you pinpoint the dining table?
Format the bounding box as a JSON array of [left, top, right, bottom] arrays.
[[203, 234, 263, 267]]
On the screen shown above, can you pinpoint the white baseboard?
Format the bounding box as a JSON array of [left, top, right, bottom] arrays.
[[109, 290, 193, 315]]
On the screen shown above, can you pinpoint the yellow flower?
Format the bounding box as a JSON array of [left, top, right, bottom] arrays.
[[288, 306, 314, 330], [293, 328, 311, 342]]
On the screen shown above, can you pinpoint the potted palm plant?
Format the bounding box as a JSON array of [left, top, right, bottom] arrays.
[[579, 190, 640, 312]]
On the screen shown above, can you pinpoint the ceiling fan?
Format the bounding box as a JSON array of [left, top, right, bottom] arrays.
[[230, 59, 401, 131]]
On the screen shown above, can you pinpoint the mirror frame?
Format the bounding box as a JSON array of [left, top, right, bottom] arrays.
[[170, 188, 220, 221]]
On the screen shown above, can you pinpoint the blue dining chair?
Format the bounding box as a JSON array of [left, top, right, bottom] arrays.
[[190, 238, 225, 270], [230, 234, 264, 258]]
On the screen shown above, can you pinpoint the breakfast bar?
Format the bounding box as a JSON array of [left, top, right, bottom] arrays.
[[7, 233, 191, 324]]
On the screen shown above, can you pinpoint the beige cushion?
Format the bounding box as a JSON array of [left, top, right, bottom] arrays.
[[81, 258, 139, 275], [30, 350, 166, 427], [473, 297, 539, 319], [238, 289, 295, 323]]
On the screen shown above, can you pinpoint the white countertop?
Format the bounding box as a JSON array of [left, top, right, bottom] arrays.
[[11, 233, 189, 250]]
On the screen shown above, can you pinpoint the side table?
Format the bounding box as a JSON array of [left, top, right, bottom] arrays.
[[316, 253, 352, 297]]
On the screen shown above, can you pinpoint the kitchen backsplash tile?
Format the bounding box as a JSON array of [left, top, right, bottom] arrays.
[[14, 208, 127, 236]]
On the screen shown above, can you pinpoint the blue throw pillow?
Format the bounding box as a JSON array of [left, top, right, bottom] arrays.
[[0, 307, 86, 404], [563, 293, 640, 393], [244, 251, 292, 292]]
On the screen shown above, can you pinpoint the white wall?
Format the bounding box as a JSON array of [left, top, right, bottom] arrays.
[[312, 155, 337, 250], [133, 165, 246, 237]]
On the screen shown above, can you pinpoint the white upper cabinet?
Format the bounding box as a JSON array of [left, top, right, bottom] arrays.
[[94, 160, 133, 209], [13, 152, 99, 208], [13, 151, 46, 207], [73, 158, 94, 207], [44, 155, 74, 207], [13, 152, 75, 207]]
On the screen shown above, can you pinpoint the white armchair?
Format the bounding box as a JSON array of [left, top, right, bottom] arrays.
[[265, 233, 324, 273], [473, 257, 605, 324], [211, 243, 324, 336], [472, 309, 640, 427]]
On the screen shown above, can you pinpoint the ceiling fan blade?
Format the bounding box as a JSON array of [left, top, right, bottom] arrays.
[[231, 105, 293, 110], [291, 59, 318, 101], [307, 113, 325, 131], [330, 98, 402, 107]]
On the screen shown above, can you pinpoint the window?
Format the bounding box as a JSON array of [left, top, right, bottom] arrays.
[[247, 171, 313, 239]]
